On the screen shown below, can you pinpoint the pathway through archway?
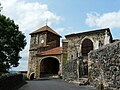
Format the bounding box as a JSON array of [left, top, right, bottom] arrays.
[[40, 57, 59, 77], [80, 38, 93, 78]]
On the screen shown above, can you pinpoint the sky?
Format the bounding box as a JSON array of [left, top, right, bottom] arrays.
[[1, 0, 120, 71]]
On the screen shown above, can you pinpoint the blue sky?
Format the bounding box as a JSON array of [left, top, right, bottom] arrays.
[[1, 0, 120, 71]]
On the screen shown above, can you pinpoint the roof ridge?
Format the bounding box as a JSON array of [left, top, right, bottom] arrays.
[[65, 28, 110, 37], [30, 25, 61, 37]]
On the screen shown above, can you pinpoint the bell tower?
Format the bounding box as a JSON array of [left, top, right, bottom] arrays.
[[27, 25, 62, 79], [29, 25, 61, 52]]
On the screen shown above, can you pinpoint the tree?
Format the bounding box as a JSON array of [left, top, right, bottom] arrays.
[[0, 14, 26, 72]]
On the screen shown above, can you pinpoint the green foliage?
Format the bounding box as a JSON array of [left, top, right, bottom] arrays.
[[0, 14, 26, 72]]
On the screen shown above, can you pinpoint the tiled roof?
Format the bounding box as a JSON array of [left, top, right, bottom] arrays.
[[36, 47, 62, 56], [30, 25, 61, 37]]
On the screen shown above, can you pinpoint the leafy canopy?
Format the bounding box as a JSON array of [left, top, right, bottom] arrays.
[[0, 14, 26, 72]]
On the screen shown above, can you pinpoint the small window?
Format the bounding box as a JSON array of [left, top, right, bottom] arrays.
[[71, 55, 73, 60], [99, 40, 103, 47], [76, 52, 79, 57]]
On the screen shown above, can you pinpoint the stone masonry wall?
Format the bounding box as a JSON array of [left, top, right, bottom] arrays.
[[88, 41, 120, 90], [0, 73, 25, 90], [62, 59, 78, 82], [62, 39, 68, 64]]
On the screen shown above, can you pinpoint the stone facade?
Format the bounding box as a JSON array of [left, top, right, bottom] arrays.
[[62, 59, 78, 82], [89, 41, 120, 90], [63, 28, 112, 62], [27, 25, 62, 79], [62, 28, 112, 84]]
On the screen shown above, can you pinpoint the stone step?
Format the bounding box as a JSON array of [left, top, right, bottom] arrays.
[[40, 74, 60, 80], [68, 78, 89, 86], [79, 78, 89, 85]]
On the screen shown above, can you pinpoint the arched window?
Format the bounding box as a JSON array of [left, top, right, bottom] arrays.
[[81, 39, 93, 56], [99, 40, 103, 48]]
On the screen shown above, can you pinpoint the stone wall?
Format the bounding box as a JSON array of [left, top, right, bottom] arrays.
[[62, 39, 68, 64], [62, 59, 78, 82], [0, 73, 25, 90], [89, 41, 120, 90]]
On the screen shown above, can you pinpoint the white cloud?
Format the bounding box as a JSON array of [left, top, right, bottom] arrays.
[[65, 27, 87, 35], [1, 0, 62, 71], [56, 28, 65, 33], [85, 11, 120, 29], [1, 0, 61, 33]]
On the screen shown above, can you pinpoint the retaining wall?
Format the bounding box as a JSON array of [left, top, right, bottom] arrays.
[[62, 59, 78, 82], [0, 73, 25, 90], [89, 41, 120, 90]]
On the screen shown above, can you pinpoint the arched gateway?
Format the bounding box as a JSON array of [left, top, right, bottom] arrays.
[[80, 38, 93, 77], [40, 57, 59, 77], [30, 73, 35, 80]]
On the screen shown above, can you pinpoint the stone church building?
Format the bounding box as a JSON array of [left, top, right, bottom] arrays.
[[62, 28, 113, 83], [27, 25, 112, 80], [27, 25, 120, 89], [27, 25, 62, 79]]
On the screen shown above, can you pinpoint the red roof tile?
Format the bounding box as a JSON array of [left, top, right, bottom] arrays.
[[36, 47, 62, 56]]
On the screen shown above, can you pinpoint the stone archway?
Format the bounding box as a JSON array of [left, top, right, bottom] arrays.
[[40, 57, 59, 77], [80, 38, 93, 78], [30, 73, 35, 80], [81, 38, 93, 56]]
